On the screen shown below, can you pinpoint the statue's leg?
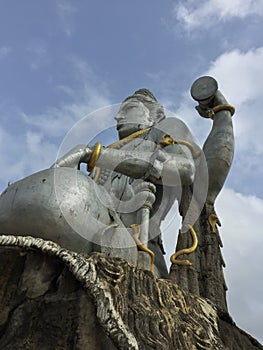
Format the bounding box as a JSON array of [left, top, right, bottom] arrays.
[[0, 167, 112, 254]]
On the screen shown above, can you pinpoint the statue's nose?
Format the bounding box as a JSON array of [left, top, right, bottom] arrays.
[[114, 113, 125, 122]]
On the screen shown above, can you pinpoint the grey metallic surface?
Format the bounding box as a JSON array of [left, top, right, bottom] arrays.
[[0, 168, 112, 253], [0, 79, 235, 278], [191, 76, 218, 102]]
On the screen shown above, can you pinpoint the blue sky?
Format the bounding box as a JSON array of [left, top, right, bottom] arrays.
[[0, 0, 263, 343]]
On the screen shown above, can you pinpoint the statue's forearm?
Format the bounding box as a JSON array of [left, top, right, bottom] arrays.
[[51, 144, 90, 169], [202, 93, 234, 206], [203, 110, 234, 166], [96, 147, 195, 186], [96, 148, 152, 178]]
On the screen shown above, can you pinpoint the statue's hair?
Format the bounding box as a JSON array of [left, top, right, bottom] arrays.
[[122, 88, 165, 123]]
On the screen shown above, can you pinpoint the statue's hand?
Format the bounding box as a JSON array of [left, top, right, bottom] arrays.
[[145, 147, 195, 186], [143, 149, 168, 182], [195, 105, 211, 119], [51, 144, 92, 169], [195, 91, 229, 119], [80, 146, 93, 163]]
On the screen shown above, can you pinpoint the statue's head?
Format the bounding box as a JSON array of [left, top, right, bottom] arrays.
[[124, 88, 158, 103], [115, 88, 165, 139]]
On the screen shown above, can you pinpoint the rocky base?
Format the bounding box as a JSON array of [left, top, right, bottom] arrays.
[[0, 244, 262, 350]]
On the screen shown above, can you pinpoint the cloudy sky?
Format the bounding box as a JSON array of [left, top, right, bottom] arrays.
[[0, 0, 262, 343]]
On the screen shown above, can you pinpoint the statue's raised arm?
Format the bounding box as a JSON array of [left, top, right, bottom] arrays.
[[191, 76, 235, 210]]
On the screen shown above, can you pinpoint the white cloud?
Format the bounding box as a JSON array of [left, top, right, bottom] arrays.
[[198, 48, 263, 147], [217, 189, 263, 342], [204, 47, 263, 188], [206, 47, 263, 105], [174, 0, 263, 30], [0, 46, 11, 60], [0, 127, 58, 188], [56, 0, 77, 37], [22, 57, 112, 139], [26, 44, 49, 71], [169, 47, 263, 194], [0, 100, 102, 187], [21, 103, 87, 138]]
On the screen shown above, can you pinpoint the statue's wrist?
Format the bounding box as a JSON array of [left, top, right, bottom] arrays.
[[80, 146, 92, 163], [208, 104, 235, 119], [143, 152, 163, 181]]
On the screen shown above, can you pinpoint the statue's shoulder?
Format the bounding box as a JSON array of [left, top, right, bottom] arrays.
[[152, 117, 194, 142], [157, 116, 188, 131]]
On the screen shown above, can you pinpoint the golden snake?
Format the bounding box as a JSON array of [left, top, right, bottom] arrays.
[[130, 224, 155, 273], [170, 225, 198, 266]]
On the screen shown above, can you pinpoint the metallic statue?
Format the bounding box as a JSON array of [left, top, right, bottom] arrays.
[[0, 77, 235, 279]]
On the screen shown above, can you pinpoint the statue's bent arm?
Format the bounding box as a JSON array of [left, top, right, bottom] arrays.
[[51, 139, 195, 187], [96, 144, 195, 186]]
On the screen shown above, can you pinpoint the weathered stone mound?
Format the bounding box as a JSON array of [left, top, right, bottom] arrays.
[[0, 243, 262, 350]]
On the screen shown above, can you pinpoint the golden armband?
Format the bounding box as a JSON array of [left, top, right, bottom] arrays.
[[87, 142, 102, 172], [208, 104, 235, 119]]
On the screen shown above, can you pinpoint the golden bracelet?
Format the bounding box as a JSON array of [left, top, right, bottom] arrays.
[[87, 142, 102, 172], [208, 104, 235, 119]]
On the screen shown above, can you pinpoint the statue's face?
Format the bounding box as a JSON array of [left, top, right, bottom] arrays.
[[115, 99, 154, 139]]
